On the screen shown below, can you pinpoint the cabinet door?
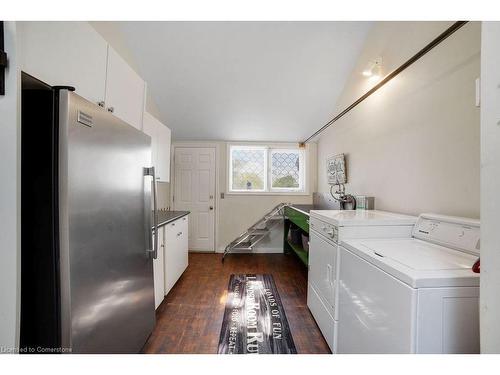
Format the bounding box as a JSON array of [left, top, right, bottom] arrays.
[[164, 216, 189, 295], [105, 46, 146, 130], [142, 112, 158, 170], [177, 216, 189, 275], [156, 123, 171, 182], [164, 220, 179, 295], [18, 21, 107, 105], [142, 112, 171, 182], [153, 226, 165, 309]]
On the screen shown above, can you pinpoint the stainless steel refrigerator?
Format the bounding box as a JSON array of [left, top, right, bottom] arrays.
[[20, 72, 159, 354]]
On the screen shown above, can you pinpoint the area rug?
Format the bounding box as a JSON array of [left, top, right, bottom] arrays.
[[217, 274, 297, 354]]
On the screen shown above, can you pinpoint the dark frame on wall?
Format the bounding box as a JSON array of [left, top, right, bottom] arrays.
[[0, 21, 7, 95]]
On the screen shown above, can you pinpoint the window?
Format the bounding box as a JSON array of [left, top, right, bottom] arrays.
[[271, 149, 303, 190], [228, 145, 306, 194], [230, 146, 267, 192]]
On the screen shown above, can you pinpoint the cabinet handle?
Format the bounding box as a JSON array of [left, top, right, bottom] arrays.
[[177, 231, 182, 236], [107, 106, 114, 113], [97, 101, 105, 108]]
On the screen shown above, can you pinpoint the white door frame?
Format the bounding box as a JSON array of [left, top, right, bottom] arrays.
[[170, 142, 220, 253], [480, 21, 500, 353]]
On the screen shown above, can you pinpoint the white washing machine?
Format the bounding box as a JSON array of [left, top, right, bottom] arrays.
[[307, 210, 417, 353], [338, 214, 480, 353]]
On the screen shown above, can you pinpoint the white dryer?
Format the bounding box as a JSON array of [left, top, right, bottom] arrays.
[[338, 214, 480, 353], [307, 210, 417, 353]]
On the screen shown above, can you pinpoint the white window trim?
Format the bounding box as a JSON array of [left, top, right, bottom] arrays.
[[227, 143, 308, 195]]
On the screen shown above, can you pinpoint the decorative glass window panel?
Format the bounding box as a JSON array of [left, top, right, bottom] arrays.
[[271, 150, 302, 190], [230, 146, 267, 191], [228, 144, 306, 194]]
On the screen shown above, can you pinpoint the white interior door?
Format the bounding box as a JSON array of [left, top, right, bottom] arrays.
[[173, 147, 216, 252]]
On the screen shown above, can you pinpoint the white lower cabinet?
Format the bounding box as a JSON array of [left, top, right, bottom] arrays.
[[164, 215, 189, 295], [152, 215, 189, 309], [153, 226, 165, 309]]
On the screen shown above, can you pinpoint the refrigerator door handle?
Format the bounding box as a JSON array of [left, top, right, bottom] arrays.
[[144, 166, 158, 259]]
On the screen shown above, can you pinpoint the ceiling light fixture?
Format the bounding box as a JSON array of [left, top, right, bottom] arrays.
[[362, 57, 383, 79]]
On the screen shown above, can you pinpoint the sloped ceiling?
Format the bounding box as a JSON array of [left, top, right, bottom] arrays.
[[95, 21, 372, 141]]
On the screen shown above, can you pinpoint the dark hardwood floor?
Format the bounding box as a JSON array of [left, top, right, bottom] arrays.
[[142, 252, 331, 354]]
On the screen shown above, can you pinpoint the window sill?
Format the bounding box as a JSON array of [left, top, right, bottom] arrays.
[[225, 191, 311, 197]]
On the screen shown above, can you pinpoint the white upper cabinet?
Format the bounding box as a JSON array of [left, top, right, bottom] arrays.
[[142, 112, 159, 169], [18, 21, 108, 105], [156, 122, 171, 182], [105, 47, 146, 131], [18, 22, 147, 131], [142, 112, 171, 182]]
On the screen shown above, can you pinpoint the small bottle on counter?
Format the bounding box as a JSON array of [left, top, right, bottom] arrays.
[[355, 196, 375, 210]]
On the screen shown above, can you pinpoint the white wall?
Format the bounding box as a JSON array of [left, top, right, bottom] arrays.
[[316, 21, 480, 218], [172, 141, 317, 252], [156, 182, 171, 211], [0, 21, 20, 350], [480, 21, 500, 354]]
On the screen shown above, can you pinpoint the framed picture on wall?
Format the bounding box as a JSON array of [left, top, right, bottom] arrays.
[[327, 153, 346, 185]]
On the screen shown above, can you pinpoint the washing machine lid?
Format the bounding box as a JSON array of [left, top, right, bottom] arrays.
[[309, 209, 417, 227], [341, 238, 479, 288], [366, 240, 476, 270]]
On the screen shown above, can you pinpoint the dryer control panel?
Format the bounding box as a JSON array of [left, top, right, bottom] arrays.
[[412, 214, 480, 255]]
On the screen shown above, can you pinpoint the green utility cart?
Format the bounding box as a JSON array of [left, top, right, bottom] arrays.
[[283, 205, 314, 266]]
